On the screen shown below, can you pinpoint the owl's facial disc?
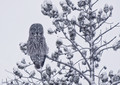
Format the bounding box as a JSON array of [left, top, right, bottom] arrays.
[[29, 23, 44, 40]]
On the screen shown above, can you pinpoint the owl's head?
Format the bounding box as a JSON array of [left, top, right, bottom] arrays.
[[29, 23, 44, 39]]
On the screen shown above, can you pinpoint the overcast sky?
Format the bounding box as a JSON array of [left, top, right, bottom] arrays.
[[0, 0, 120, 84]]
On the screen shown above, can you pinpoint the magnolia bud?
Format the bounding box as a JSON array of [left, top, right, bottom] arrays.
[[98, 9, 103, 14], [16, 62, 27, 69], [109, 5, 113, 11], [82, 60, 86, 65], [109, 70, 114, 78], [71, 15, 76, 25], [59, 0, 66, 6], [56, 38, 63, 47], [48, 28, 54, 34], [104, 4, 109, 13]]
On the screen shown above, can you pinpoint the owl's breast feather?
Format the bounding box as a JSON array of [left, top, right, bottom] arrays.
[[27, 38, 46, 56]]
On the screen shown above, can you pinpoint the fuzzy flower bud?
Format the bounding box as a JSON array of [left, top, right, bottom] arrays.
[[98, 9, 103, 14], [78, 0, 86, 7], [16, 62, 27, 69], [82, 60, 86, 65], [42, 72, 49, 81], [21, 58, 26, 64], [68, 28, 76, 40], [46, 64, 52, 77], [50, 5, 58, 18], [101, 13, 107, 20], [48, 28, 54, 34], [71, 15, 76, 25], [109, 5, 113, 11], [101, 72, 108, 82], [13, 68, 23, 78], [109, 70, 114, 78], [56, 38, 63, 47], [59, 0, 67, 7], [104, 4, 109, 13], [45, 0, 52, 5], [74, 75, 79, 84]]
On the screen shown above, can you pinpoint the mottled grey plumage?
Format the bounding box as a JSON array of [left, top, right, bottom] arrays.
[[27, 23, 48, 69]]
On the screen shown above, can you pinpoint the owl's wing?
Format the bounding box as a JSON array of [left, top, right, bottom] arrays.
[[42, 38, 49, 54], [30, 55, 46, 69]]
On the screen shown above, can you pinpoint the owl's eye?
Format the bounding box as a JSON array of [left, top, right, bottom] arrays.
[[31, 32, 34, 35], [40, 32, 43, 35]]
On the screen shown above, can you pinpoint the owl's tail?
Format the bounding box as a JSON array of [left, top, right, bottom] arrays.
[[30, 55, 46, 69]]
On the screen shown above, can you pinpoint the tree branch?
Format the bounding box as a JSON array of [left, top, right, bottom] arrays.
[[93, 23, 119, 43], [91, 0, 99, 7], [46, 55, 91, 85], [95, 36, 116, 52], [94, 13, 112, 32], [112, 81, 120, 85], [76, 31, 91, 45], [60, 28, 91, 71], [95, 46, 114, 57]]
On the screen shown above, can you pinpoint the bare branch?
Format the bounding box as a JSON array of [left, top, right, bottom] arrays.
[[91, 0, 99, 7], [76, 31, 91, 44], [95, 46, 113, 57], [23, 69, 41, 81], [98, 66, 107, 85], [112, 81, 120, 85], [94, 13, 112, 32], [94, 36, 102, 45], [60, 28, 91, 70], [95, 36, 116, 52], [46, 55, 91, 85], [93, 23, 119, 43]]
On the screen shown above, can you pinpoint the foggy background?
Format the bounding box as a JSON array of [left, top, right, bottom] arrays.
[[0, 0, 120, 84]]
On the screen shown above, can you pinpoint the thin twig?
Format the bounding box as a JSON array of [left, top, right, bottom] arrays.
[[94, 13, 112, 32], [94, 36, 116, 53], [93, 23, 119, 43], [91, 0, 99, 7], [76, 32, 90, 44], [98, 66, 106, 85], [96, 46, 113, 57], [46, 55, 91, 85], [112, 81, 120, 85], [62, 30, 91, 70], [94, 30, 102, 45]]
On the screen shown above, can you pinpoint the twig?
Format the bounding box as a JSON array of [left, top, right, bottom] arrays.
[[98, 66, 107, 85], [112, 81, 120, 85], [96, 46, 113, 57], [94, 30, 102, 45], [78, 63, 81, 71], [23, 69, 41, 81], [74, 58, 89, 65], [52, 58, 89, 78], [93, 23, 119, 43], [60, 28, 91, 70], [94, 13, 112, 32], [46, 55, 91, 85], [76, 31, 90, 44], [94, 36, 116, 53], [91, 0, 99, 7]]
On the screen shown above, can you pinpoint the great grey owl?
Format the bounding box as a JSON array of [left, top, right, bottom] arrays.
[[27, 23, 48, 69]]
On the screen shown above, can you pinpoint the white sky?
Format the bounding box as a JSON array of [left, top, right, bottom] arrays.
[[0, 0, 120, 84]]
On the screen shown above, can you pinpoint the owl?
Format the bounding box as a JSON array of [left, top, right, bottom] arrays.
[[27, 23, 48, 69]]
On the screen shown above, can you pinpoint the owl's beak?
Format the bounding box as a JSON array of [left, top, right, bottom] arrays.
[[34, 32, 39, 37], [36, 32, 38, 35]]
